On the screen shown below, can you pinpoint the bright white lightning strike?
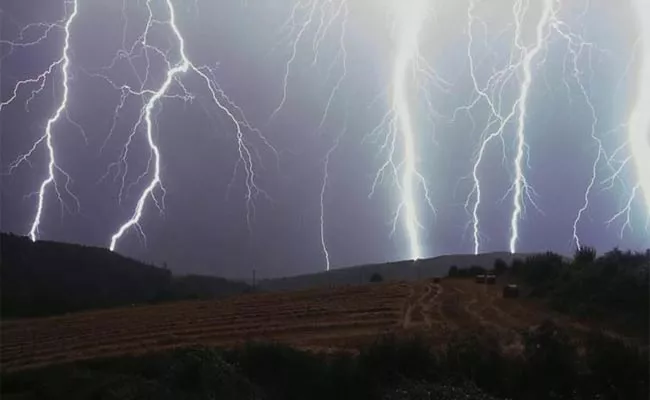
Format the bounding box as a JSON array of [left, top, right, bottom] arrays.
[[508, 0, 554, 253], [462, 0, 550, 254], [3, 0, 646, 266], [1, 0, 80, 241], [109, 0, 268, 250], [391, 0, 430, 260], [628, 0, 650, 223]]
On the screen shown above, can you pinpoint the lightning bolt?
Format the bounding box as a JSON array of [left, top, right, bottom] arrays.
[[508, 0, 554, 253], [628, 0, 650, 223], [1, 0, 80, 241], [368, 0, 438, 261], [3, 0, 646, 267], [271, 0, 349, 124], [606, 0, 650, 239], [273, 0, 350, 269], [108, 0, 273, 250], [319, 124, 347, 271], [463, 0, 616, 254], [391, 0, 429, 260], [461, 0, 552, 254]]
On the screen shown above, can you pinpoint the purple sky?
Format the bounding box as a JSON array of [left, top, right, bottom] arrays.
[[1, 0, 647, 279]]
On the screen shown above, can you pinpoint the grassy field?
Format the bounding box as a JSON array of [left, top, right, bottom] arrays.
[[2, 276, 640, 373]]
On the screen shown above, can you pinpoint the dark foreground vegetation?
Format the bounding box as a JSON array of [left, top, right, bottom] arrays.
[[2, 322, 647, 400], [450, 247, 650, 337], [512, 248, 649, 334], [0, 233, 250, 318]]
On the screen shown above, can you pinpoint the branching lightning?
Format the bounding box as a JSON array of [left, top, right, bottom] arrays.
[[273, 0, 351, 269], [366, 0, 441, 262], [461, 0, 629, 254], [390, 0, 432, 260], [461, 0, 553, 254], [1, 0, 80, 241], [604, 0, 650, 239], [107, 0, 273, 250], [508, 0, 554, 253], [626, 0, 650, 225], [271, 0, 349, 127], [2, 0, 647, 271]]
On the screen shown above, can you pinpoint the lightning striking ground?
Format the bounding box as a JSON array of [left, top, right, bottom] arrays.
[[365, 0, 440, 262], [1, 0, 80, 241], [107, 0, 272, 250], [628, 0, 650, 221], [272, 0, 351, 269], [508, 0, 554, 253], [2, 0, 647, 272], [462, 0, 621, 254], [462, 0, 552, 254], [390, 0, 430, 260]]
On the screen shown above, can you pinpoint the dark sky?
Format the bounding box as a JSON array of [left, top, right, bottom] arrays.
[[1, 0, 647, 279]]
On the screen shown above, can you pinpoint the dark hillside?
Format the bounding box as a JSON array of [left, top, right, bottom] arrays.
[[0, 233, 249, 318]]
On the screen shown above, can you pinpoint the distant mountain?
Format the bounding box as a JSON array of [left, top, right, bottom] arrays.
[[0, 233, 250, 318], [258, 252, 528, 291]]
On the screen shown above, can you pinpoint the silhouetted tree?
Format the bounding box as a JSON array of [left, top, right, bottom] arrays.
[[573, 246, 597, 265], [508, 247, 649, 336], [370, 273, 383, 283], [448, 265, 459, 277]]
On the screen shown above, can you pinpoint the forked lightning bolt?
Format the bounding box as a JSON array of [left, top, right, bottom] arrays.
[[464, 0, 554, 254], [509, 0, 554, 253], [607, 0, 650, 237], [1, 0, 80, 241], [108, 0, 271, 250], [463, 0, 615, 254], [271, 0, 349, 125], [3, 0, 646, 266], [274, 0, 350, 269]]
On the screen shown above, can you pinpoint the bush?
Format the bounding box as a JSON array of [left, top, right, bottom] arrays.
[[573, 246, 597, 264], [510, 247, 649, 336], [370, 273, 383, 283], [3, 328, 648, 400]]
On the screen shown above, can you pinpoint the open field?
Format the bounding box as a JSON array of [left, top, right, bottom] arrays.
[[0, 278, 636, 372]]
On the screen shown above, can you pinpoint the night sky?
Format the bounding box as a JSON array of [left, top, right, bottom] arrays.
[[1, 0, 647, 279]]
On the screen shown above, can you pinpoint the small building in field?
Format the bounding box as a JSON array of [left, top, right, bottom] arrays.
[[475, 274, 486, 283], [486, 275, 496, 284]]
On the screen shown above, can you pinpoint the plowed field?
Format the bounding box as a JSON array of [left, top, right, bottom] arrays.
[[0, 278, 628, 372]]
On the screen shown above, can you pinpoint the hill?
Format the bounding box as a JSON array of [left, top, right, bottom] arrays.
[[258, 252, 526, 291], [0, 233, 249, 318]]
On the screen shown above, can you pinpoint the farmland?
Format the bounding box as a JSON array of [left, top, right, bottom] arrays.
[[1, 277, 631, 373]]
